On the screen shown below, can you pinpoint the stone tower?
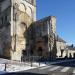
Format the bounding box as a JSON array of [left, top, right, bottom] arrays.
[[0, 0, 36, 61]]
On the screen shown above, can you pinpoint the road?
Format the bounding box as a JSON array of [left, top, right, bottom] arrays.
[[24, 65, 75, 75], [3, 65, 75, 75], [23, 59, 75, 75]]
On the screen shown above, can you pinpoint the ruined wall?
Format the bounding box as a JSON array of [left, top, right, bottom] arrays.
[[51, 16, 56, 34], [47, 17, 56, 53]]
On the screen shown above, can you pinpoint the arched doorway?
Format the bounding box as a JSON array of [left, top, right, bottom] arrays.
[[73, 53, 75, 58], [69, 53, 72, 58], [38, 47, 43, 56]]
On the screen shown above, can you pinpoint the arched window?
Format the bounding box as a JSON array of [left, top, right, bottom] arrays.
[[13, 3, 19, 21], [73, 53, 75, 58], [26, 6, 32, 17], [14, 3, 19, 9], [21, 22, 27, 29], [38, 47, 43, 56], [25, 0, 34, 4], [31, 0, 34, 4], [20, 22, 27, 37], [19, 3, 26, 12]]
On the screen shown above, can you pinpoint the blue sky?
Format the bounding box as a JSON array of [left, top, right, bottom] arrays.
[[36, 0, 75, 45]]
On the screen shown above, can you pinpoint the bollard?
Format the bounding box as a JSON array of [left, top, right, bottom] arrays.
[[45, 61, 46, 64], [4, 63, 7, 71], [31, 61, 33, 67], [39, 61, 40, 67]]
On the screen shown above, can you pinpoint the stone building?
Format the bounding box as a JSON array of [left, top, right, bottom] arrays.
[[28, 18, 67, 59], [28, 16, 57, 58], [56, 35, 66, 58], [65, 46, 75, 58], [0, 0, 36, 61], [0, 0, 68, 61]]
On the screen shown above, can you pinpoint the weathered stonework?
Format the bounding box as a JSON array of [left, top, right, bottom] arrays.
[[29, 16, 57, 58], [0, 0, 36, 61], [0, 0, 67, 61], [11, 0, 36, 61]]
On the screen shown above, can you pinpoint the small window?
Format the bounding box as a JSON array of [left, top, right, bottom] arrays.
[[21, 22, 27, 29], [5, 15, 7, 23], [1, 17, 3, 24], [0, 18, 3, 28], [31, 0, 34, 4]]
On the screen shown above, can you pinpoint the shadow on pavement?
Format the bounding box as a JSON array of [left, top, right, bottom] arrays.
[[3, 72, 46, 75]]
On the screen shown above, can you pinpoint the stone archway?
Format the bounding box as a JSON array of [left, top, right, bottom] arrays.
[[73, 53, 75, 58], [37, 47, 43, 56]]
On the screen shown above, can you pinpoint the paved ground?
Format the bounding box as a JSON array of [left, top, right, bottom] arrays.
[[1, 58, 75, 75], [20, 59, 75, 75], [23, 65, 75, 75], [3, 65, 75, 75]]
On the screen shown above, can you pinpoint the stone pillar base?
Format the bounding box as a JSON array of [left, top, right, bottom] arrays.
[[11, 51, 22, 61]]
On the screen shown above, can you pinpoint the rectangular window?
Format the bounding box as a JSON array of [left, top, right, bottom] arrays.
[[31, 0, 34, 4], [24, 0, 34, 5], [1, 17, 3, 24], [43, 22, 47, 32], [4, 15, 7, 23]]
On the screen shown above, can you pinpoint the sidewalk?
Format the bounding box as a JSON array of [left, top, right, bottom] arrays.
[[0, 58, 75, 74], [0, 58, 46, 73]]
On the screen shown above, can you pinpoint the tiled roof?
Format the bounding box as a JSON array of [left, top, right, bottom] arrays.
[[67, 46, 75, 50], [56, 35, 66, 43]]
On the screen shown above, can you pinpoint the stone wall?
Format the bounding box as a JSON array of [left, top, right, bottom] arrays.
[[0, 0, 11, 58], [0, 0, 11, 12], [65, 49, 75, 58], [0, 0, 36, 61], [56, 41, 66, 58], [10, 0, 36, 61]]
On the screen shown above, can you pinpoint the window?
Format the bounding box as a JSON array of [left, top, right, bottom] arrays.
[[24, 0, 34, 5], [13, 3, 19, 21], [4, 15, 7, 23], [0, 17, 3, 28], [36, 25, 41, 37], [31, 0, 34, 4], [43, 22, 47, 32], [21, 22, 27, 29], [13, 9, 19, 21], [1, 17, 3, 24]]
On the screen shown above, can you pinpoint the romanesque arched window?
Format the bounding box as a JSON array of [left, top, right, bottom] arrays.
[[19, 3, 26, 12], [25, 0, 34, 4], [21, 22, 27, 30], [20, 22, 27, 37], [13, 3, 19, 21], [26, 6, 32, 18]]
